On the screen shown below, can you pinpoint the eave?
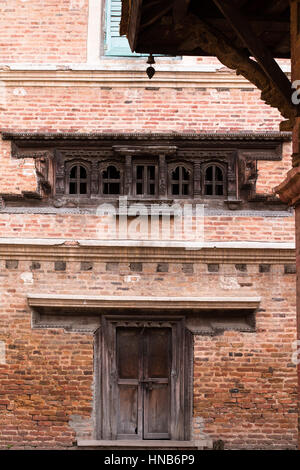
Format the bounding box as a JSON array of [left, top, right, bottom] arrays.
[[122, 0, 297, 125]]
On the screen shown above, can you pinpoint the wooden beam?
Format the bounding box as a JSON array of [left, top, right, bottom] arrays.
[[211, 0, 294, 110], [264, 0, 289, 16], [173, 0, 190, 24]]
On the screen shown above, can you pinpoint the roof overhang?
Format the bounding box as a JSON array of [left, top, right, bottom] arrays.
[[121, 0, 297, 126], [122, 0, 291, 59]]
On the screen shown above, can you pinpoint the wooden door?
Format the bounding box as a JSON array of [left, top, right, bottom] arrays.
[[116, 327, 171, 440]]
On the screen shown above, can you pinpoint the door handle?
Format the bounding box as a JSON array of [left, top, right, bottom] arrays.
[[147, 381, 153, 391], [139, 379, 153, 391]]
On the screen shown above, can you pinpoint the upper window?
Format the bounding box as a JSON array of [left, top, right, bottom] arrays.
[[134, 163, 158, 197], [67, 163, 90, 196], [203, 163, 226, 197], [101, 164, 122, 195], [169, 165, 192, 197], [105, 0, 143, 57], [62, 158, 227, 200]]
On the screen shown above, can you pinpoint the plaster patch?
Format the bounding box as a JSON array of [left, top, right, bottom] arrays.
[[69, 414, 93, 439], [13, 87, 27, 96], [0, 341, 6, 365], [193, 416, 213, 449], [69, 0, 85, 9], [20, 272, 34, 284], [219, 276, 241, 290], [124, 275, 141, 283]]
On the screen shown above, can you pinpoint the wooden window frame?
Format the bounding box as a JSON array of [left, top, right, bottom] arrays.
[[132, 160, 159, 198], [65, 161, 91, 197], [60, 156, 231, 202], [168, 163, 193, 198], [202, 162, 227, 198], [99, 161, 124, 197]]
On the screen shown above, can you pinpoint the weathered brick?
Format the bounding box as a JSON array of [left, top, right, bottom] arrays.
[[5, 260, 18, 269], [235, 264, 247, 272], [130, 262, 143, 272], [54, 261, 66, 271], [207, 264, 219, 273], [259, 264, 271, 273], [80, 261, 93, 271], [182, 263, 194, 274], [284, 264, 296, 274], [157, 263, 169, 273], [106, 262, 119, 272]]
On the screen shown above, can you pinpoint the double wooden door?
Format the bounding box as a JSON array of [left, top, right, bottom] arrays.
[[100, 318, 191, 441], [116, 327, 171, 439]]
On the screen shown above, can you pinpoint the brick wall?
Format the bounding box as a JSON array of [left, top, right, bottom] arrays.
[[0, 0, 297, 451], [0, 212, 295, 242], [0, 258, 297, 449], [0, 86, 293, 195], [0, 0, 88, 63]]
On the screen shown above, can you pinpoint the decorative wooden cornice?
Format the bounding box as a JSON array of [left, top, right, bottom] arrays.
[[0, 239, 295, 264], [2, 132, 291, 142], [27, 294, 261, 311], [1, 131, 291, 143]]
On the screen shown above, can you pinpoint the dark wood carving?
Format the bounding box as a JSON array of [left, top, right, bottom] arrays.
[[1, 132, 290, 209], [159, 154, 167, 197]]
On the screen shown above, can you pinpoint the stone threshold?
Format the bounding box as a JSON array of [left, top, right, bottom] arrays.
[[77, 440, 201, 450]]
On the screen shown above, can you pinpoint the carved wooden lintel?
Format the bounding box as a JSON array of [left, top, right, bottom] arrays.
[[113, 146, 178, 156]]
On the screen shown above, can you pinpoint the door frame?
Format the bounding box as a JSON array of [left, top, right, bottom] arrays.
[[96, 315, 192, 441]]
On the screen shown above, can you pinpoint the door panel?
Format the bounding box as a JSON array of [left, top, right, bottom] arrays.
[[144, 384, 170, 439], [143, 328, 171, 439], [117, 328, 141, 379], [115, 326, 171, 440], [116, 328, 142, 439], [117, 385, 139, 436], [146, 328, 171, 378]]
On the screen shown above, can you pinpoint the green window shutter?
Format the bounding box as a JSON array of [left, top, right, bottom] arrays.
[[105, 0, 142, 57]]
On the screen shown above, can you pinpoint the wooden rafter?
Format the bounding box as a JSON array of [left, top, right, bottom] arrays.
[[211, 0, 294, 113], [264, 0, 289, 16], [173, 0, 190, 24], [176, 13, 296, 123]]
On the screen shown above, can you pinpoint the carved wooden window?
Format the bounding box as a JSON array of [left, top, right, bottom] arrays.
[[67, 163, 90, 196], [60, 156, 230, 201], [101, 164, 122, 195], [168, 165, 192, 197], [203, 163, 226, 197], [133, 163, 158, 197]]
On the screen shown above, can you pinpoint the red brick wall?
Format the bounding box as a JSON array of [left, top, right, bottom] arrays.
[[0, 213, 295, 243], [0, 259, 297, 449], [0, 0, 88, 63], [0, 86, 293, 195]]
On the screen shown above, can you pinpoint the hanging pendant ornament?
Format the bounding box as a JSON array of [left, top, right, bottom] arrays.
[[146, 54, 156, 79]]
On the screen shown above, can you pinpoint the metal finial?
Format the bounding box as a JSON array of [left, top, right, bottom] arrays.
[[146, 54, 156, 79]]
